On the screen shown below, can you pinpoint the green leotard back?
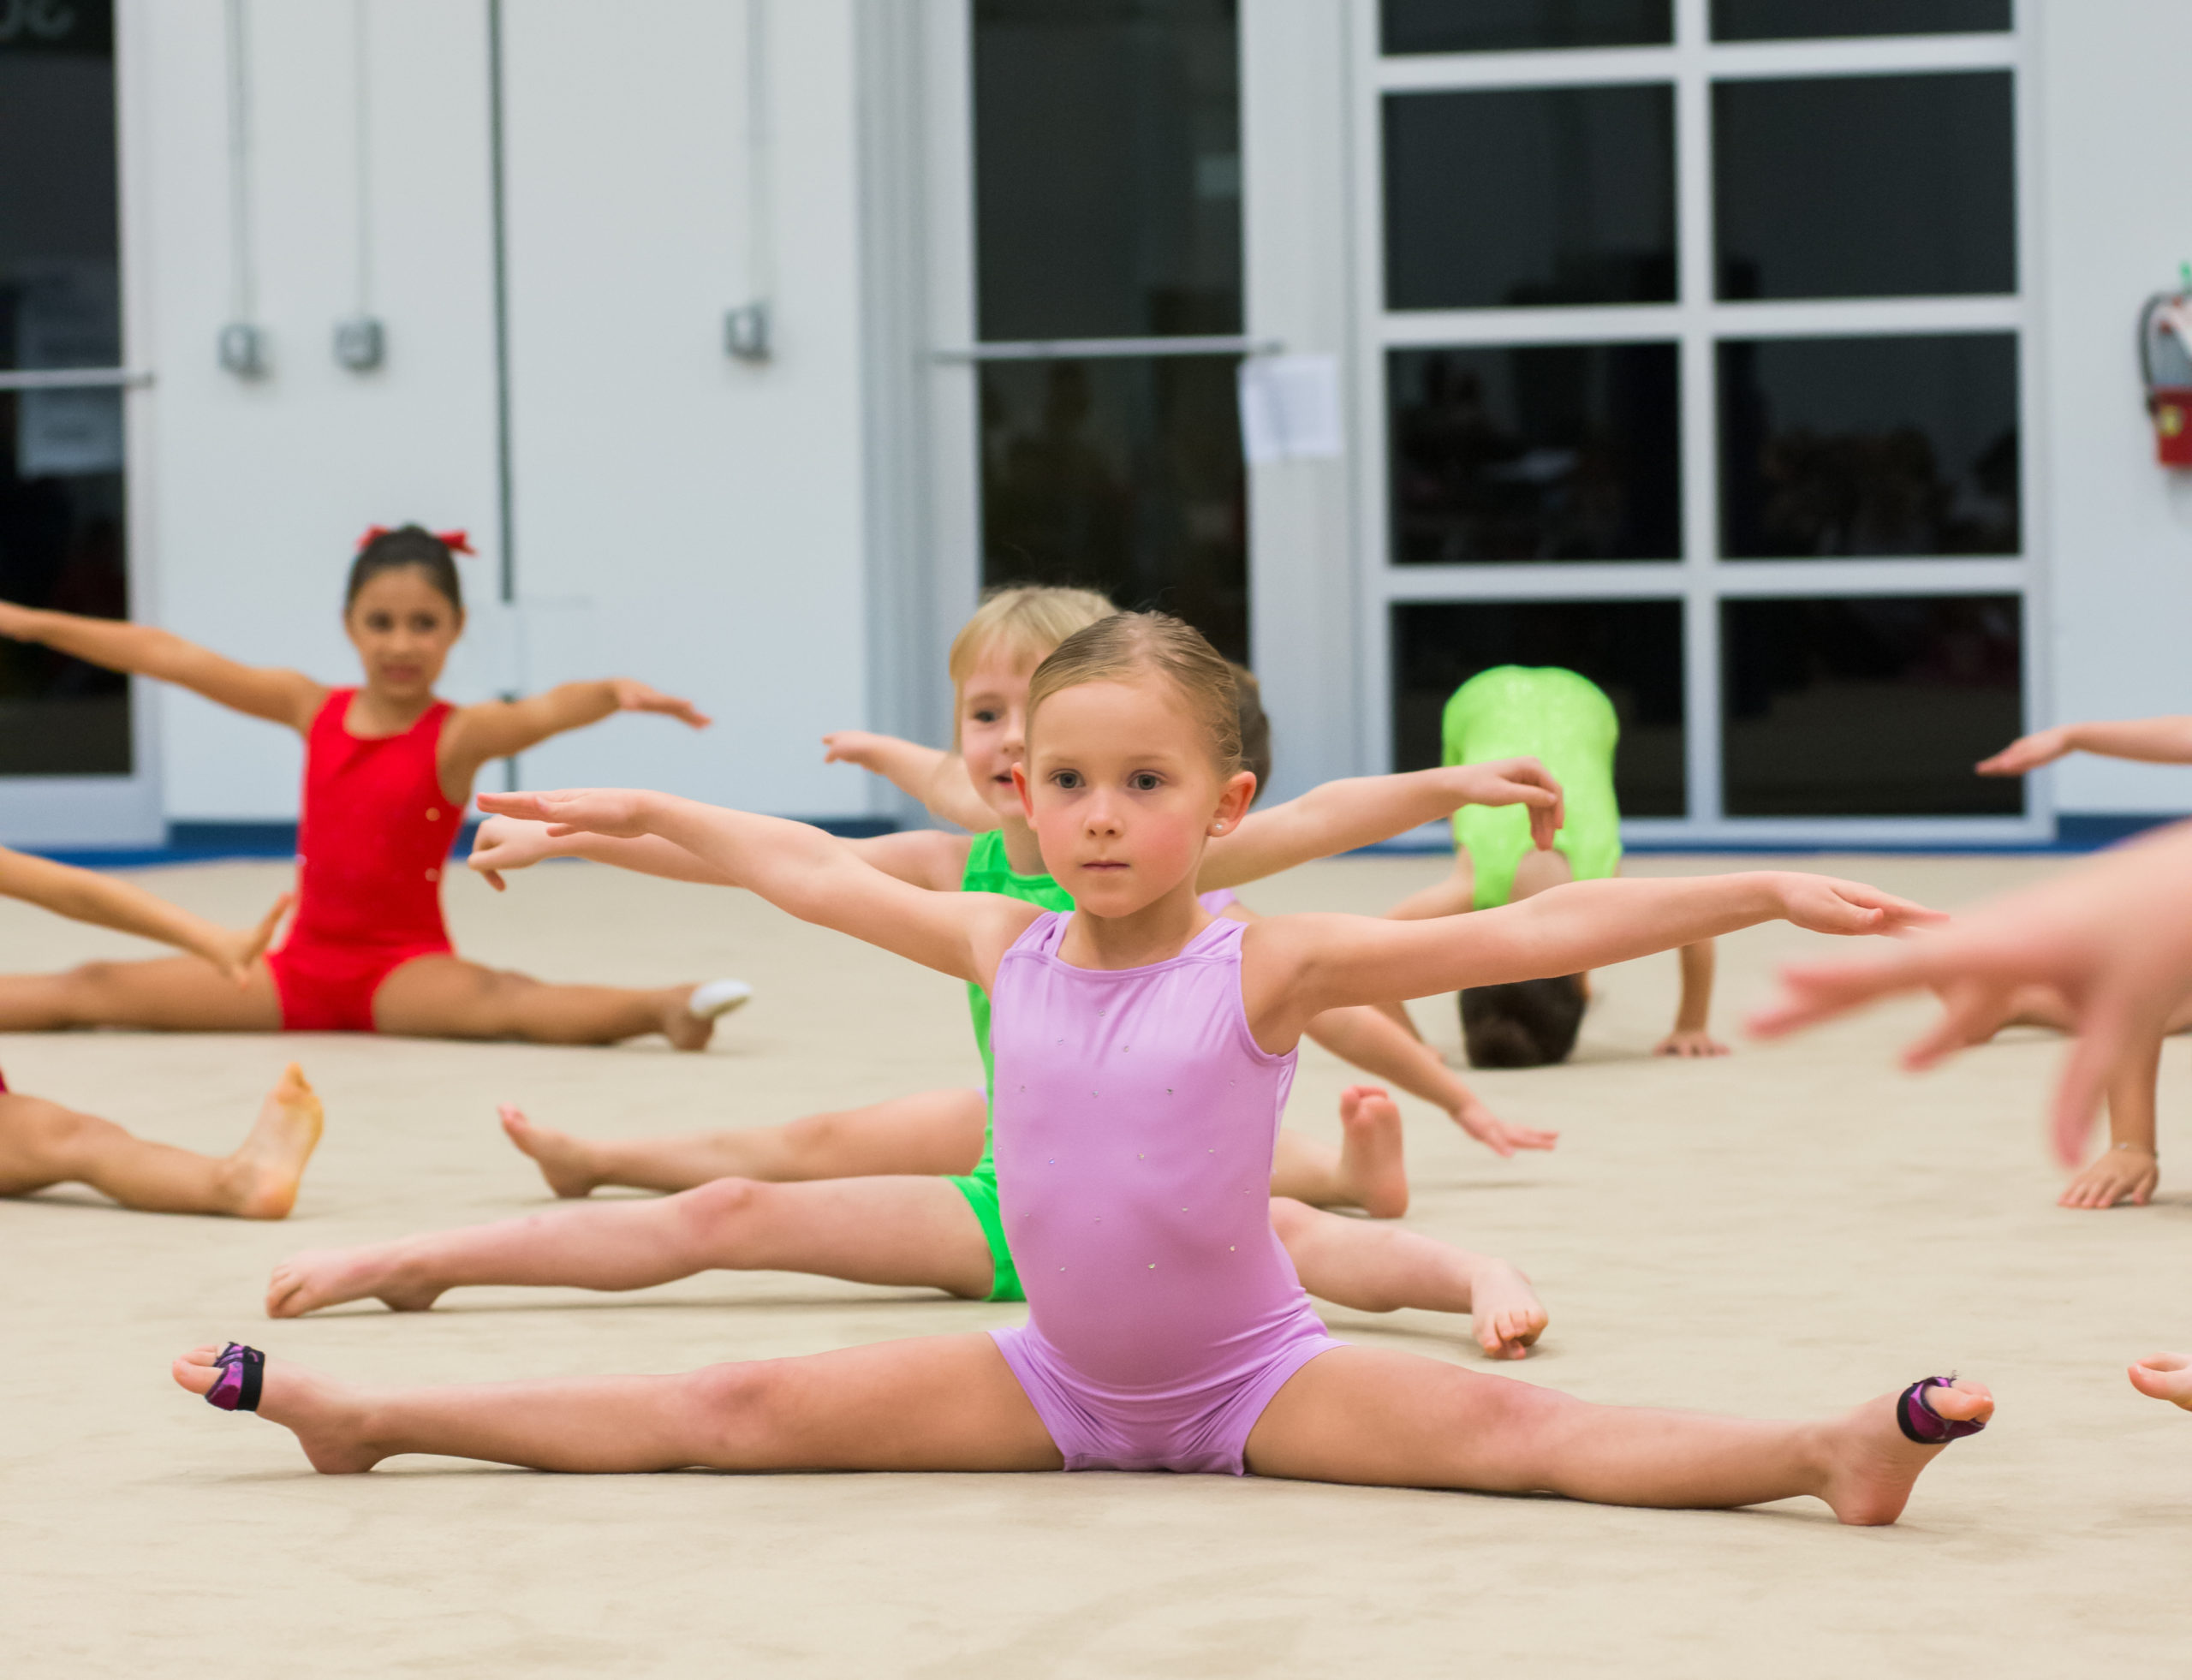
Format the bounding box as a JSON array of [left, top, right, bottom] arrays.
[[1443, 665, 1623, 909], [947, 828, 1073, 1302]]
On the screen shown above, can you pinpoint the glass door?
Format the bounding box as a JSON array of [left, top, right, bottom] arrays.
[[1362, 0, 2041, 843], [0, 0, 158, 846]]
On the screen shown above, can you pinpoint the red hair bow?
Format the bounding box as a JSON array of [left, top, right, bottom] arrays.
[[355, 525, 476, 556]]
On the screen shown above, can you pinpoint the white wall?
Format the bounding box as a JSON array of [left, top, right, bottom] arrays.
[[2034, 0, 2192, 817], [128, 0, 879, 825]]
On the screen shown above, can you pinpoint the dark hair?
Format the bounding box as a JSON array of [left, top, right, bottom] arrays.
[[346, 525, 464, 615], [1460, 975, 1585, 1068], [1228, 661, 1271, 806]]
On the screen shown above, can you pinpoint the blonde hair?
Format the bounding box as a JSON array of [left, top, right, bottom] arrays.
[[947, 585, 1117, 689], [1026, 611, 1246, 785]]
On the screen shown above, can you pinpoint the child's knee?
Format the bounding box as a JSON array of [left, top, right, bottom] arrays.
[[669, 1175, 772, 1239], [0, 1096, 107, 1183], [685, 1361, 795, 1457]]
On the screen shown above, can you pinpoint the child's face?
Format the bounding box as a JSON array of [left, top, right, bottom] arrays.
[[957, 646, 1041, 822], [1016, 676, 1254, 918], [344, 567, 462, 700]]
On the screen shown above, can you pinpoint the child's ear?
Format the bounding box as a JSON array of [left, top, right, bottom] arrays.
[[1010, 763, 1035, 819], [1208, 769, 1256, 836]]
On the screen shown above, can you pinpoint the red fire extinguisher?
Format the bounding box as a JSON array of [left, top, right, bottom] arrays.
[[2140, 268, 2192, 468]]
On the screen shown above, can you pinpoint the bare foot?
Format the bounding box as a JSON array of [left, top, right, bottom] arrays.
[[265, 1240, 443, 1319], [2128, 1351, 2192, 1409], [1816, 1379, 1994, 1526], [220, 1063, 325, 1220], [1336, 1086, 1409, 1220], [500, 1104, 601, 1198], [664, 979, 753, 1052], [1468, 1258, 1547, 1361], [171, 1343, 385, 1474]]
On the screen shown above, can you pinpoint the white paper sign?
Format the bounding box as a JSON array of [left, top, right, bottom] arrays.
[[15, 262, 124, 478], [1237, 353, 1343, 464]]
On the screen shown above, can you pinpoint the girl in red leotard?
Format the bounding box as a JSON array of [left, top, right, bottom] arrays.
[[0, 526, 748, 1046]]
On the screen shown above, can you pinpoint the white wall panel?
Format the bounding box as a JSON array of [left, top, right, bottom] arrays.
[[2034, 1, 2192, 817]]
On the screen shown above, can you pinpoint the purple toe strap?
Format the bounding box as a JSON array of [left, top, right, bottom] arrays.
[[1897, 1376, 1985, 1445], [204, 1343, 265, 1414]]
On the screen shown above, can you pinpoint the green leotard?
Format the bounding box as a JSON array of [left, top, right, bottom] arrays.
[[1443, 665, 1623, 909], [946, 828, 1073, 1302]]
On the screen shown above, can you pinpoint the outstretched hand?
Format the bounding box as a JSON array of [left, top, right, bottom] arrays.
[[0, 599, 38, 642], [207, 891, 294, 985], [1451, 1098, 1558, 1158], [478, 787, 658, 840], [821, 730, 889, 768], [1451, 757, 1564, 851], [610, 680, 711, 730], [1748, 821, 2192, 1168], [1773, 874, 1945, 939], [467, 813, 558, 892], [1975, 727, 2070, 777]]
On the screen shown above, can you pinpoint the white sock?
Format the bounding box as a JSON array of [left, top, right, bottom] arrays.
[[687, 979, 754, 1020]]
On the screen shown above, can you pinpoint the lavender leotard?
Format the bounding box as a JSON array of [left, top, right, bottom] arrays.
[[987, 909, 1342, 1474]]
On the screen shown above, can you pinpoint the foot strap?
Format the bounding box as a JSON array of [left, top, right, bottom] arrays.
[[1897, 1376, 1984, 1445], [206, 1343, 265, 1413]]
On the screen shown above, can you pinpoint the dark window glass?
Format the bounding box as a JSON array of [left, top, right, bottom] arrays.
[[974, 0, 1240, 342], [1715, 74, 2014, 301], [1722, 596, 2022, 817], [1392, 600, 1685, 813], [1713, 0, 2009, 42], [1718, 334, 2018, 558], [1382, 0, 1671, 54], [1, 1, 128, 777], [1385, 85, 1675, 310], [1391, 343, 1681, 563], [981, 356, 1245, 661]]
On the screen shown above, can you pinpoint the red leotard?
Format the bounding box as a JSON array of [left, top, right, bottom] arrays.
[[265, 688, 462, 1032]]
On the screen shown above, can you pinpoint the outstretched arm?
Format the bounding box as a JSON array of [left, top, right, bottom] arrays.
[[1751, 818, 2192, 1166], [467, 813, 967, 893], [823, 732, 996, 832], [444, 680, 711, 776], [1198, 760, 1562, 891], [1978, 718, 2192, 775], [478, 789, 1031, 983], [0, 848, 291, 982], [1253, 872, 1939, 1046], [0, 600, 322, 730]]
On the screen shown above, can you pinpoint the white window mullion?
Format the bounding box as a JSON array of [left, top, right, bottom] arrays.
[[1674, 0, 1721, 825]]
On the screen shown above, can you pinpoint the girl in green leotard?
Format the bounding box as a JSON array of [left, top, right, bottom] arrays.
[[1387, 665, 1723, 1066]]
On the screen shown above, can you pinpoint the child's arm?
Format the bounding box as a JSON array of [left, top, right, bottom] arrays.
[[467, 814, 968, 893], [1979, 718, 2192, 775], [0, 849, 292, 982], [823, 732, 997, 832], [444, 681, 710, 774], [1195, 760, 1563, 891], [0, 601, 323, 730], [478, 789, 1032, 982], [1252, 872, 1939, 1045], [2058, 1031, 2162, 1209], [1302, 1004, 1557, 1156], [1654, 940, 1728, 1057]]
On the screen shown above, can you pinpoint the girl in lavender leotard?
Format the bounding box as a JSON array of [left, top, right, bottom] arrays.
[[174, 613, 1993, 1522]]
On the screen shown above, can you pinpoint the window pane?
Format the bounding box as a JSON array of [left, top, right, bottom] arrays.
[[974, 0, 1240, 342], [1391, 343, 1681, 563], [1715, 73, 2015, 301], [1718, 334, 2018, 558], [1712, 0, 2009, 42], [1722, 596, 2022, 817], [1391, 600, 1685, 813], [1382, 0, 1671, 54], [1, 3, 128, 777], [981, 356, 1246, 662], [1385, 86, 1675, 310]]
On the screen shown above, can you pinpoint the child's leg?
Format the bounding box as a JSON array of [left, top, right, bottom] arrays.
[[0, 1063, 321, 1218], [1244, 1347, 1991, 1525], [265, 1172, 997, 1316], [1268, 1197, 1544, 1360], [172, 1331, 1063, 1474], [0, 955, 282, 1032], [372, 956, 725, 1050], [500, 1088, 987, 1197], [2128, 1352, 2192, 1409], [1268, 1087, 1409, 1218]]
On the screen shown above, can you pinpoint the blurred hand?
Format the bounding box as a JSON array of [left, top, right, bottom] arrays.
[[1450, 758, 1564, 851], [467, 813, 557, 892], [0, 599, 39, 642], [1975, 727, 2071, 777], [1653, 1027, 1730, 1058], [2058, 1145, 2157, 1210], [821, 730, 890, 768], [1451, 1098, 1558, 1158], [610, 679, 711, 730], [205, 891, 293, 985], [479, 787, 657, 840], [1772, 873, 1945, 939]]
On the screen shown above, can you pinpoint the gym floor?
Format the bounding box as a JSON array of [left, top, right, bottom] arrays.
[[3, 852, 2186, 1677]]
